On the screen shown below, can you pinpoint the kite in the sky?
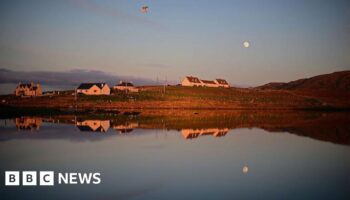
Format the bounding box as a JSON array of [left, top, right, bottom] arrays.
[[140, 5, 149, 13]]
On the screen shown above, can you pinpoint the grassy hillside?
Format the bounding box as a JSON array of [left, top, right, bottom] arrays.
[[256, 71, 350, 106], [2, 85, 343, 110], [257, 71, 350, 91]]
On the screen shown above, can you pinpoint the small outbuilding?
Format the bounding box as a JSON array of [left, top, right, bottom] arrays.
[[113, 81, 139, 92]]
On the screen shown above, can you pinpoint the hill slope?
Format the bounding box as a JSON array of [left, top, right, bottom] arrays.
[[256, 71, 350, 91]]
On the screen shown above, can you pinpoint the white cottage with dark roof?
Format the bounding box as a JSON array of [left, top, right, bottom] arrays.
[[214, 79, 230, 88], [181, 76, 230, 88], [200, 79, 219, 88], [76, 83, 110, 95], [181, 76, 202, 87], [113, 81, 139, 92]]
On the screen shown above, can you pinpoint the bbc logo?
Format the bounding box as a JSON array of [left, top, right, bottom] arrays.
[[5, 171, 54, 186]]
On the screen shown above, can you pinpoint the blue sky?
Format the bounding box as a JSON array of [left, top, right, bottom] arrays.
[[0, 0, 349, 88]]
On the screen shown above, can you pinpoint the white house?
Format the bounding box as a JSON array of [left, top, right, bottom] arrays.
[[77, 83, 110, 95], [181, 76, 230, 88], [181, 76, 202, 87], [113, 81, 139, 92], [200, 79, 219, 88], [214, 79, 230, 88]]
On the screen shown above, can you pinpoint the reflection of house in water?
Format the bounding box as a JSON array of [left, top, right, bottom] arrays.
[[181, 128, 229, 139], [15, 117, 42, 131], [113, 122, 139, 134], [76, 120, 110, 132]]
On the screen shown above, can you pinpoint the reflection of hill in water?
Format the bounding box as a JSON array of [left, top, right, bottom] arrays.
[[261, 112, 350, 145], [0, 111, 349, 145]]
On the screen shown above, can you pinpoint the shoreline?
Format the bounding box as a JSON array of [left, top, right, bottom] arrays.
[[2, 107, 350, 145], [1, 104, 349, 119]]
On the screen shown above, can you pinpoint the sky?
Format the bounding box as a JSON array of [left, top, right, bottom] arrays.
[[0, 0, 350, 92]]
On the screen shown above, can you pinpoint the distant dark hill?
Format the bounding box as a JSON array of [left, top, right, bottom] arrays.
[[256, 71, 350, 92]]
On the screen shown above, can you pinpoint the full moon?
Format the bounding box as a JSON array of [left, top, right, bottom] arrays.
[[243, 41, 250, 48], [243, 165, 249, 174]]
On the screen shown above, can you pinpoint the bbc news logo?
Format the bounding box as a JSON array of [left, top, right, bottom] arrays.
[[5, 171, 101, 186]]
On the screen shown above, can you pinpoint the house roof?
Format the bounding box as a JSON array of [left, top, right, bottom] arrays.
[[77, 83, 106, 89], [216, 79, 229, 85], [77, 125, 107, 132], [17, 83, 40, 90], [116, 82, 134, 86], [186, 76, 201, 83], [201, 79, 216, 84], [77, 125, 95, 132], [18, 84, 32, 88]]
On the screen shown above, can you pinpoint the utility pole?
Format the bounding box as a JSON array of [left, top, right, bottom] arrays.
[[125, 81, 128, 95], [163, 76, 167, 94], [75, 88, 77, 112]]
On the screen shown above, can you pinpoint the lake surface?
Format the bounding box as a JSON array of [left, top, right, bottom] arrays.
[[0, 111, 349, 200]]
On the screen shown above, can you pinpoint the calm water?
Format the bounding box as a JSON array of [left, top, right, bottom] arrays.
[[0, 112, 349, 200]]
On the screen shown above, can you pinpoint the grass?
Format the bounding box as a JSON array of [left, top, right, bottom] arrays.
[[1, 85, 338, 110], [78, 89, 167, 102]]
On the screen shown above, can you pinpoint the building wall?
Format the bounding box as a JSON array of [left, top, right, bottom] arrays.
[[100, 120, 111, 132], [76, 120, 110, 132], [77, 85, 101, 95], [77, 85, 110, 95], [214, 80, 230, 88], [219, 84, 230, 88], [113, 122, 139, 130], [35, 86, 42, 95], [113, 86, 139, 92], [15, 84, 42, 96], [181, 77, 229, 88], [15, 117, 42, 130], [101, 84, 111, 95], [201, 82, 219, 88]]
